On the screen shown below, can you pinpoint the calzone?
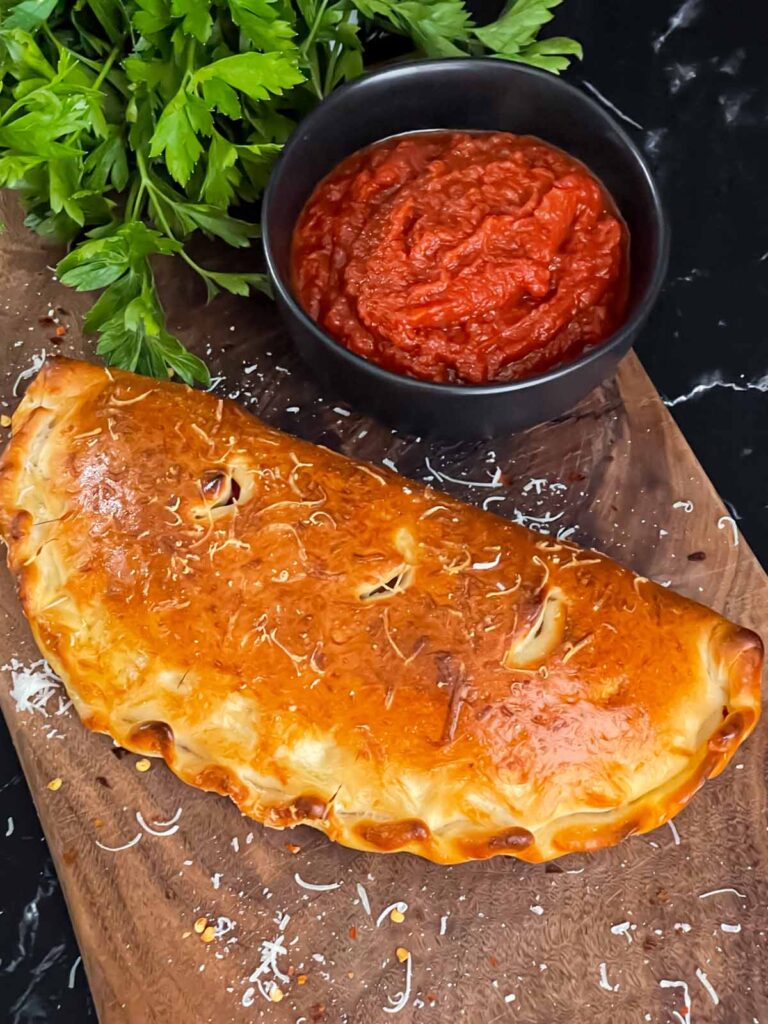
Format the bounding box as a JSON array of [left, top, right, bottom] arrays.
[[0, 358, 762, 863]]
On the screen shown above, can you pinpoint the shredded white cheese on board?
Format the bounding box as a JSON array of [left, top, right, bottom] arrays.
[[383, 951, 413, 1014], [659, 979, 692, 1024], [248, 912, 291, 1001], [294, 873, 342, 892], [598, 962, 619, 992], [356, 882, 371, 916], [696, 968, 719, 1006], [4, 658, 68, 716], [699, 887, 747, 900]]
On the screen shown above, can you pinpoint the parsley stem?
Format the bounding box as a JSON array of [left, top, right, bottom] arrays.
[[125, 176, 146, 222], [137, 151, 205, 283], [301, 0, 330, 56], [184, 37, 197, 84], [0, 95, 28, 126], [42, 22, 62, 54], [93, 46, 120, 92], [324, 5, 356, 95], [301, 0, 330, 98], [307, 53, 323, 100]]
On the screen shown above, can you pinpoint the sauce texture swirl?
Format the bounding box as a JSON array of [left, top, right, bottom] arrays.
[[292, 131, 629, 384]]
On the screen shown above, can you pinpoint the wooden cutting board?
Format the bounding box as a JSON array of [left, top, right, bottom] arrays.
[[1, 193, 766, 1024]]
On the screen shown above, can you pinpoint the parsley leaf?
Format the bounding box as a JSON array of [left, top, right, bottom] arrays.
[[191, 51, 303, 99], [228, 0, 297, 52], [353, 1, 473, 58], [170, 0, 213, 43], [149, 90, 210, 186], [473, 0, 582, 70], [1, 0, 58, 31]]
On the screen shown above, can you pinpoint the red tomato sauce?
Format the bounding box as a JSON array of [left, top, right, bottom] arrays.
[[291, 131, 629, 385]]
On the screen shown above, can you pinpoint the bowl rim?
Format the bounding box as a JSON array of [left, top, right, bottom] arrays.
[[262, 57, 670, 398]]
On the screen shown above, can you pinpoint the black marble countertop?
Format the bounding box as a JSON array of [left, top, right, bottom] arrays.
[[1, 1, 766, 1019]]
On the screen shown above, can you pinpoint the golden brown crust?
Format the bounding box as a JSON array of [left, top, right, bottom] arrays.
[[0, 358, 762, 863]]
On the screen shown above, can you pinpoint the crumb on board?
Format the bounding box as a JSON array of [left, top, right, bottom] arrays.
[[47, 777, 63, 791], [135, 758, 152, 772], [194, 917, 208, 934]]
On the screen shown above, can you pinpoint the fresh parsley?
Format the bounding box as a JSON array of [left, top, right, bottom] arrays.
[[0, 0, 580, 385]]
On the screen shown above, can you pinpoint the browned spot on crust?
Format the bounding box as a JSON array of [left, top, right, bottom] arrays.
[[708, 711, 745, 752], [358, 819, 430, 851], [129, 720, 175, 757], [486, 826, 535, 851], [266, 794, 328, 826], [458, 826, 536, 860], [10, 510, 30, 541], [294, 794, 327, 819], [193, 765, 247, 804]]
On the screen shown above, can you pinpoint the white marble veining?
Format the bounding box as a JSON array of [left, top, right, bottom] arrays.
[[664, 371, 768, 407], [653, 0, 704, 53], [665, 62, 698, 94]]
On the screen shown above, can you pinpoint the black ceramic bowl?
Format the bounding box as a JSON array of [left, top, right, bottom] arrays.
[[262, 59, 669, 439]]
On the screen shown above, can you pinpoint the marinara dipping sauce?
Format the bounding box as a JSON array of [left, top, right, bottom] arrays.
[[291, 131, 629, 385]]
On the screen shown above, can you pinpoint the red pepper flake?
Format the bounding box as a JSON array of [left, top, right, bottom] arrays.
[[285, 842, 301, 854], [55, 325, 67, 336], [489, 956, 499, 967], [348, 926, 357, 940]]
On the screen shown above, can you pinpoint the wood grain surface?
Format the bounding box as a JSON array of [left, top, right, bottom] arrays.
[[0, 192, 766, 1024]]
